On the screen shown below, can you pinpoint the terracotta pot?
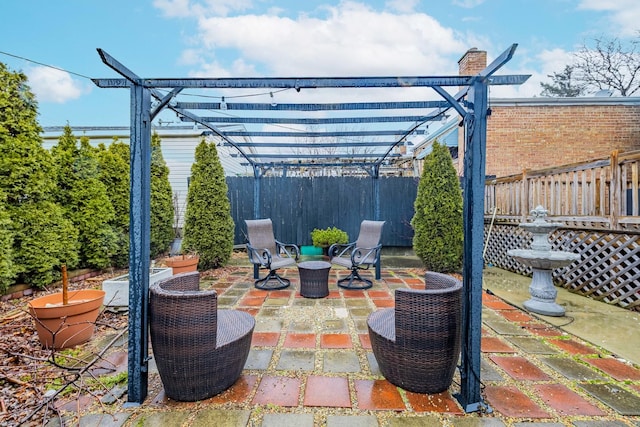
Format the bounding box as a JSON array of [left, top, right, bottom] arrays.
[[164, 255, 199, 275], [28, 289, 105, 349]]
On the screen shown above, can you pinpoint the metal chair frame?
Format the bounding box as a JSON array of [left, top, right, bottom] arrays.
[[245, 218, 299, 290]]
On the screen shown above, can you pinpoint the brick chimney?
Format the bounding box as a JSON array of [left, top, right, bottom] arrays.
[[455, 48, 487, 175], [458, 48, 487, 76]]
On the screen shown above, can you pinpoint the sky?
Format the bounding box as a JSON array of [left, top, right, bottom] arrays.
[[1, 0, 639, 127]]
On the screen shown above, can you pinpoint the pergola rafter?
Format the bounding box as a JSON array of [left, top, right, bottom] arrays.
[[93, 44, 529, 413]]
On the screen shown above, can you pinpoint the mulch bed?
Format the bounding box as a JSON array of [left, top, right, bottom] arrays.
[[0, 270, 128, 426]]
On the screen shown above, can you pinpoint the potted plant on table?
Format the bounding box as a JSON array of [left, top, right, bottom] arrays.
[[28, 265, 105, 349], [311, 227, 349, 256]]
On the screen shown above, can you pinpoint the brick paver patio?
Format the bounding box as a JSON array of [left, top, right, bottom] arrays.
[[72, 265, 640, 426]]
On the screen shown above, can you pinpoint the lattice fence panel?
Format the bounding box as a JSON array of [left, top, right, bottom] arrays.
[[484, 223, 640, 310]]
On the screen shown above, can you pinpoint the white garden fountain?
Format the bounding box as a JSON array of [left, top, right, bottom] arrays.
[[507, 205, 580, 317]]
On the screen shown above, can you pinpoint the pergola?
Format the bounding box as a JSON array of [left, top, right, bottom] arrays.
[[93, 44, 529, 412]]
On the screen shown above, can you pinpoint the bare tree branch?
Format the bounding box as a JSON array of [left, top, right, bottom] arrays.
[[573, 34, 640, 96]]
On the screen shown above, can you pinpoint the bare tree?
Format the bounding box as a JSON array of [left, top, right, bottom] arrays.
[[540, 34, 640, 97], [573, 35, 640, 96]]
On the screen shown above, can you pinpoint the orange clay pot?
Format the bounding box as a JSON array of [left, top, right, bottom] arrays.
[[28, 289, 105, 349], [164, 255, 199, 275]]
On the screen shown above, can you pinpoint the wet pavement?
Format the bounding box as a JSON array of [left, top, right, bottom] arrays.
[[66, 260, 640, 426]]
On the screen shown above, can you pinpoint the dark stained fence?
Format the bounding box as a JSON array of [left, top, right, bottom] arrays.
[[227, 176, 418, 247]]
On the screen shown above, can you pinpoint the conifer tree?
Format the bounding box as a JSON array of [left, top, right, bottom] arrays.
[[411, 141, 463, 273], [182, 138, 234, 269], [96, 139, 130, 267], [0, 190, 15, 292], [0, 63, 78, 288], [51, 126, 118, 268], [150, 132, 174, 258]]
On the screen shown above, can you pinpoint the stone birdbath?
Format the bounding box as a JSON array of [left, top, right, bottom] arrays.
[[507, 205, 580, 317]]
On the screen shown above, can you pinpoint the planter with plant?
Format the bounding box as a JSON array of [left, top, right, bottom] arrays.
[[164, 252, 199, 274], [311, 227, 349, 255], [28, 265, 105, 349]]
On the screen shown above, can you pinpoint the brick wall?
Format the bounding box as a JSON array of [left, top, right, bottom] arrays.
[[455, 48, 640, 178], [486, 101, 640, 177]]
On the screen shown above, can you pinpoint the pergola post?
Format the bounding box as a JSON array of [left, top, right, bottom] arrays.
[[252, 165, 261, 279], [456, 77, 490, 412], [126, 82, 152, 405]]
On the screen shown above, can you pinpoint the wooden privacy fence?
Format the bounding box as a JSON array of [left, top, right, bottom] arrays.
[[484, 150, 640, 230], [226, 176, 418, 248], [484, 150, 640, 311]]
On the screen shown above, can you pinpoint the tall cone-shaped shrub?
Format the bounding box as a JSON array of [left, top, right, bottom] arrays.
[[51, 127, 117, 269], [182, 138, 234, 269], [96, 139, 130, 267], [0, 190, 15, 292], [411, 140, 463, 273], [150, 132, 174, 258], [0, 63, 78, 289]]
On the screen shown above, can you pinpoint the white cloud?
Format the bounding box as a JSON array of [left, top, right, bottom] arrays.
[[191, 2, 467, 78], [578, 0, 640, 37], [385, 0, 419, 13], [26, 66, 88, 104], [178, 48, 201, 66], [154, 0, 252, 18], [452, 0, 485, 8], [153, 0, 193, 18]]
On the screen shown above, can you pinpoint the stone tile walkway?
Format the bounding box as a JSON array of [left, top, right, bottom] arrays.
[[72, 266, 640, 426]]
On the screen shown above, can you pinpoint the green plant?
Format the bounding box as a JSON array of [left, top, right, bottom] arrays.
[[311, 226, 349, 247], [149, 132, 175, 258], [87, 371, 128, 390], [0, 190, 15, 293], [0, 63, 79, 289], [411, 140, 463, 273], [96, 139, 130, 267], [182, 138, 234, 269], [51, 126, 118, 269]]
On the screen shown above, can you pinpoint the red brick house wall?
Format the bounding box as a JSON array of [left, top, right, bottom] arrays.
[[485, 100, 640, 177], [455, 48, 640, 178]]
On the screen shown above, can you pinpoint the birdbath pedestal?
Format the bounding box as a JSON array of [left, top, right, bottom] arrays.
[[507, 206, 580, 317]]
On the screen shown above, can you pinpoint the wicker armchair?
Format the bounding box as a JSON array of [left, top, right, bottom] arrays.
[[329, 220, 385, 289], [245, 218, 300, 290], [367, 271, 462, 394], [149, 272, 255, 401]]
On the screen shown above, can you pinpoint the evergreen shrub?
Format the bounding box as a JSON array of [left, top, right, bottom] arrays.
[[411, 141, 463, 273], [182, 139, 234, 269]]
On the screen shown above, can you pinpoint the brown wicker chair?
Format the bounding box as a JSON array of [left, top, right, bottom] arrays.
[[149, 272, 255, 401], [329, 220, 385, 289], [367, 271, 462, 394], [245, 218, 300, 290]]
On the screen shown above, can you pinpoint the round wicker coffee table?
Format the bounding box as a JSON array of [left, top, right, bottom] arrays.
[[297, 261, 331, 298]]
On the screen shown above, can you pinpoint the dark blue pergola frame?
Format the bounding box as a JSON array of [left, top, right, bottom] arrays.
[[93, 45, 528, 412]]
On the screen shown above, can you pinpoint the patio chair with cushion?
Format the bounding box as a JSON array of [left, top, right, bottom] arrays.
[[367, 271, 462, 394], [149, 272, 255, 401], [329, 220, 385, 289], [245, 218, 300, 290]]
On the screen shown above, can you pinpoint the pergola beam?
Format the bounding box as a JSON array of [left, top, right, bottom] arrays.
[[184, 115, 445, 125], [176, 100, 451, 111], [232, 153, 397, 159], [220, 129, 408, 137], [221, 141, 398, 147], [92, 74, 528, 89]]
